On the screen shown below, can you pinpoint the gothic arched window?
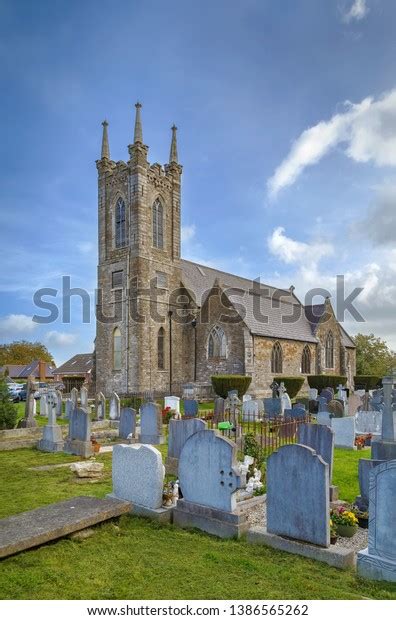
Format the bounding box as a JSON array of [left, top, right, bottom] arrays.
[[271, 341, 283, 374], [152, 199, 164, 249], [115, 198, 126, 248], [301, 345, 311, 374], [325, 331, 334, 369], [158, 327, 165, 370], [208, 326, 227, 359], [113, 327, 122, 371]]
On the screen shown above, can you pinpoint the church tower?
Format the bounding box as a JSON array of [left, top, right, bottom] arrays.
[[95, 104, 183, 396]]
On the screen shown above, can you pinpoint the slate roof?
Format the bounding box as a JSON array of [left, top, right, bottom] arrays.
[[180, 260, 318, 343], [0, 361, 55, 379], [55, 353, 93, 375]]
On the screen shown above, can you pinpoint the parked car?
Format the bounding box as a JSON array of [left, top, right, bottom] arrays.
[[13, 388, 27, 402]]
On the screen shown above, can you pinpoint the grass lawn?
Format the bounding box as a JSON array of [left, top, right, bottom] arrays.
[[0, 447, 395, 600]]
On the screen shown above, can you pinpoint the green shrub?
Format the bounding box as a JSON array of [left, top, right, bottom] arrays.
[[307, 375, 347, 390], [0, 374, 17, 430], [274, 376, 305, 399], [354, 375, 382, 391], [244, 432, 265, 469], [211, 375, 252, 399]]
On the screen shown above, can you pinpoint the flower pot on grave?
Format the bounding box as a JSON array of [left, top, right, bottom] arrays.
[[357, 516, 368, 529], [336, 524, 358, 538]]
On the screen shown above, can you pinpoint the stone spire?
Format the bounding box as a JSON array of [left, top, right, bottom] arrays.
[[134, 102, 143, 143], [101, 120, 110, 159], [169, 124, 178, 164]]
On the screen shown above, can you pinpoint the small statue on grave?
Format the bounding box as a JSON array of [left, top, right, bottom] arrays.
[[270, 381, 279, 399]]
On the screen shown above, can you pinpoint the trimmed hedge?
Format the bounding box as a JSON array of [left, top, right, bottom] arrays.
[[354, 375, 382, 391], [211, 375, 252, 399], [274, 376, 305, 399], [307, 375, 347, 390]]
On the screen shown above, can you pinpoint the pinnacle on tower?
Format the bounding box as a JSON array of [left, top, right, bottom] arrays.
[[169, 124, 178, 164], [134, 102, 143, 143], [101, 120, 110, 159]]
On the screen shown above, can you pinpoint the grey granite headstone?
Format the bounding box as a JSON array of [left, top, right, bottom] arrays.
[[242, 400, 260, 422], [168, 417, 207, 459], [109, 444, 165, 509], [40, 394, 48, 417], [214, 396, 225, 423], [357, 460, 396, 582], [371, 375, 396, 460], [178, 429, 242, 512], [96, 392, 106, 420], [109, 391, 120, 420], [183, 399, 198, 417], [355, 411, 382, 435], [119, 407, 136, 440], [37, 400, 64, 452], [320, 388, 333, 403], [331, 416, 356, 449], [55, 390, 62, 417], [80, 386, 89, 409], [297, 423, 334, 481], [317, 411, 332, 426], [284, 405, 306, 420], [309, 388, 318, 400], [64, 407, 93, 458], [355, 458, 383, 511], [267, 444, 330, 547], [317, 396, 328, 412], [65, 398, 73, 419], [263, 398, 281, 416], [348, 393, 362, 417], [70, 387, 79, 409], [139, 402, 165, 444]]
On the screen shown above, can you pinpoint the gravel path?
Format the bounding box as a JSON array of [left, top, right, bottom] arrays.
[[246, 502, 368, 552]]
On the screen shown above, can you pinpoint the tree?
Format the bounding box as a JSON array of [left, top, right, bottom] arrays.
[[0, 374, 17, 429], [0, 341, 55, 366], [355, 333, 396, 377]]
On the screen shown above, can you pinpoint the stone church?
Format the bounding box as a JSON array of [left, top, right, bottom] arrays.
[[94, 104, 356, 397]]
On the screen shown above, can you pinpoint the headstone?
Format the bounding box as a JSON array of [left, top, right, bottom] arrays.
[[297, 423, 334, 481], [320, 388, 334, 402], [284, 405, 306, 420], [278, 383, 292, 414], [263, 398, 281, 417], [309, 388, 318, 400], [327, 399, 344, 418], [119, 407, 136, 440], [168, 418, 207, 459], [242, 394, 252, 402], [183, 399, 198, 417], [317, 396, 328, 412], [331, 416, 356, 449], [139, 402, 165, 444], [109, 391, 120, 420], [110, 444, 165, 509], [267, 444, 330, 547], [37, 398, 64, 452], [317, 410, 332, 426], [336, 384, 347, 402], [64, 407, 93, 458], [270, 381, 279, 398], [355, 459, 383, 511], [371, 375, 396, 460], [80, 385, 89, 409], [65, 398, 73, 419], [96, 392, 106, 420], [178, 429, 242, 512], [213, 396, 225, 423], [348, 393, 362, 417], [18, 390, 37, 428], [164, 395, 180, 414], [182, 383, 195, 398], [242, 400, 259, 422], [40, 394, 48, 417], [55, 390, 62, 417], [355, 411, 382, 435], [357, 460, 396, 583], [70, 387, 79, 409]]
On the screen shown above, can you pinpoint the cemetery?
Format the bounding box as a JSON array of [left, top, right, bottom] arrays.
[[0, 375, 396, 600]]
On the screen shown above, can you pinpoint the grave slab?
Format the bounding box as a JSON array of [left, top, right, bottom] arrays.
[[0, 496, 131, 559]]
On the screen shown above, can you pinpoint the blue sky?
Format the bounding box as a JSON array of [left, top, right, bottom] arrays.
[[0, 0, 395, 364]]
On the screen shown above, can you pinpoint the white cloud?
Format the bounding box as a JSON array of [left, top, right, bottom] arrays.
[[268, 227, 333, 265], [181, 225, 196, 243], [268, 88, 396, 197], [77, 241, 95, 254], [0, 314, 37, 335], [45, 331, 77, 346], [341, 0, 369, 23], [353, 183, 396, 245]]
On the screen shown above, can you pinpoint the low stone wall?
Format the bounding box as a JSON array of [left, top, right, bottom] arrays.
[[0, 421, 116, 451]]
